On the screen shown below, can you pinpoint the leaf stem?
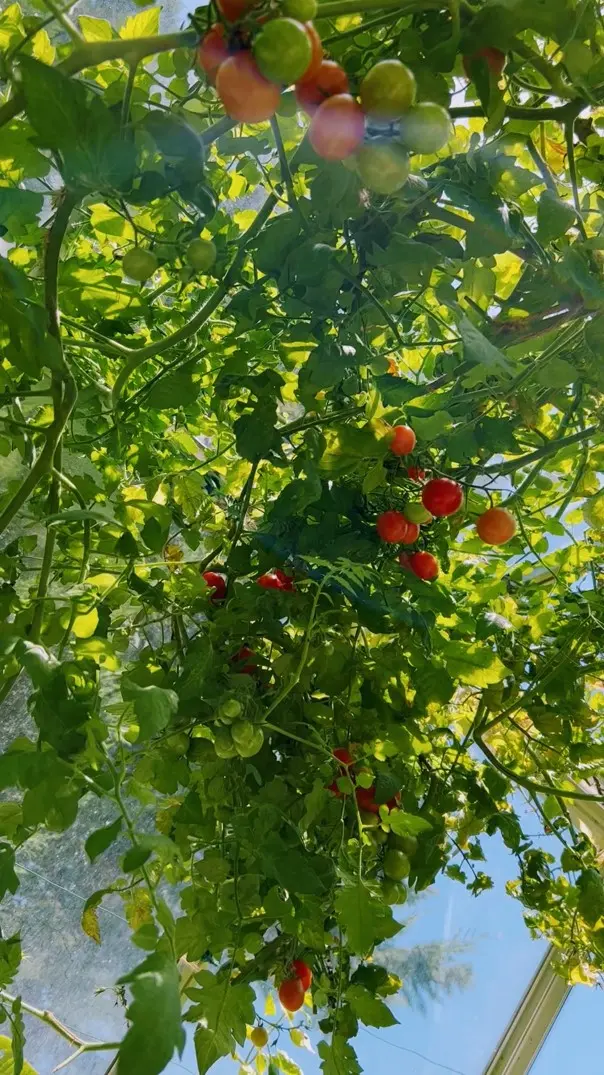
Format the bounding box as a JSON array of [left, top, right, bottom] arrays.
[[0, 990, 118, 1052]]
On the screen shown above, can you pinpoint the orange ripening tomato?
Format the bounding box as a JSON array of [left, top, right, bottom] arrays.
[[400, 521, 420, 544], [216, 52, 281, 122], [389, 424, 416, 456], [202, 570, 227, 602], [301, 22, 323, 81], [462, 46, 506, 79], [295, 59, 349, 114], [278, 977, 305, 1011], [197, 24, 229, 81], [476, 506, 517, 545], [309, 93, 365, 160]]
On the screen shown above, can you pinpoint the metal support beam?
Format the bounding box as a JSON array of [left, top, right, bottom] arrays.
[[482, 946, 570, 1075]]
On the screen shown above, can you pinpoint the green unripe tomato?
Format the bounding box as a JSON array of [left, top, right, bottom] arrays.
[[389, 832, 418, 857], [404, 501, 432, 524], [251, 1026, 269, 1049], [218, 698, 243, 721], [234, 726, 264, 757], [398, 101, 452, 155], [383, 848, 410, 881], [213, 728, 238, 759], [382, 879, 408, 905], [122, 247, 158, 282], [360, 60, 416, 121], [355, 143, 410, 195], [282, 0, 317, 18], [253, 18, 312, 85], [165, 732, 190, 755], [231, 719, 256, 748], [186, 237, 217, 272]]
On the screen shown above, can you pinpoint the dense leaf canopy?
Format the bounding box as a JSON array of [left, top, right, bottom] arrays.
[[1, 0, 604, 1070]]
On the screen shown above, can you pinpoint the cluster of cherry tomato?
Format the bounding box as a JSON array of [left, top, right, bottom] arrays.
[[375, 423, 517, 581], [197, 0, 452, 184], [278, 958, 313, 1011]]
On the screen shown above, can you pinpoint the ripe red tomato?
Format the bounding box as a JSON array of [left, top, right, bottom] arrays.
[[400, 521, 420, 544], [273, 568, 295, 591], [389, 425, 416, 456], [309, 93, 364, 160], [278, 977, 305, 1011], [302, 22, 323, 81], [355, 785, 379, 814], [257, 570, 295, 590], [202, 570, 227, 601], [376, 510, 409, 543], [407, 466, 426, 482], [197, 24, 229, 81], [476, 506, 517, 545], [408, 550, 439, 581], [462, 46, 506, 79], [421, 477, 463, 517], [333, 746, 353, 767], [217, 0, 257, 22], [356, 785, 399, 813], [216, 52, 280, 123], [295, 59, 348, 114], [292, 959, 312, 990], [231, 646, 257, 674], [326, 780, 345, 798]]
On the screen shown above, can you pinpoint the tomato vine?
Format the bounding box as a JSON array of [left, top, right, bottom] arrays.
[[1, 0, 604, 1071]]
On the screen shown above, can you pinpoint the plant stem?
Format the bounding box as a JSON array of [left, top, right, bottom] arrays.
[[121, 60, 138, 132], [271, 115, 301, 216], [227, 460, 259, 567], [484, 424, 598, 476], [0, 990, 118, 1052], [565, 118, 588, 239], [474, 732, 604, 802]]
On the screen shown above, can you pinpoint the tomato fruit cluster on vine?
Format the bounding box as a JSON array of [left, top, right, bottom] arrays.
[[196, 0, 453, 185]]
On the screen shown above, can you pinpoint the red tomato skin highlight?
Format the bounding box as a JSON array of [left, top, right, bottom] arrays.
[[422, 477, 463, 517]]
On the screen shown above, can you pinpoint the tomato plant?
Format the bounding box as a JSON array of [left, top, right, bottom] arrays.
[[1, 0, 604, 1072]]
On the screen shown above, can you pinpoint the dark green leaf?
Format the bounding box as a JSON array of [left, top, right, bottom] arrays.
[[117, 952, 185, 1075], [84, 817, 122, 863]]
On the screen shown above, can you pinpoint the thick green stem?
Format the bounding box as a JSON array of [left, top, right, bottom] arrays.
[[317, 0, 441, 14], [226, 460, 259, 567], [475, 732, 604, 802], [485, 425, 598, 476]]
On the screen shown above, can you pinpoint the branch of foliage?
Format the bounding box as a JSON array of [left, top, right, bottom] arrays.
[[0, 191, 79, 539], [0, 989, 119, 1054], [474, 732, 604, 803], [484, 424, 599, 476]]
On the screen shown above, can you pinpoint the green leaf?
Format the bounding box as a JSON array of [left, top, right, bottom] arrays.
[[274, 1052, 303, 1075], [0, 934, 21, 990], [147, 372, 196, 410], [536, 356, 575, 388], [536, 190, 575, 243], [192, 970, 255, 1075], [578, 869, 604, 927], [117, 952, 185, 1075], [440, 641, 507, 686], [81, 904, 101, 944], [318, 1037, 361, 1075], [0, 1036, 37, 1075], [19, 55, 91, 155], [84, 817, 122, 863], [345, 984, 398, 1028], [123, 682, 179, 740], [120, 7, 160, 37], [389, 811, 432, 837], [457, 314, 515, 377], [335, 881, 400, 956], [78, 14, 113, 39], [0, 844, 19, 901]]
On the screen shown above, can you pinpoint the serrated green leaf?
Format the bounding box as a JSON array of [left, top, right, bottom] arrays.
[[117, 952, 185, 1075], [335, 881, 401, 955], [85, 817, 122, 863], [345, 984, 398, 1028], [192, 970, 255, 1075]]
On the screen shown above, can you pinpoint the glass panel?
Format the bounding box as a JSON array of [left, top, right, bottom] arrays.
[[528, 985, 602, 1075]]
